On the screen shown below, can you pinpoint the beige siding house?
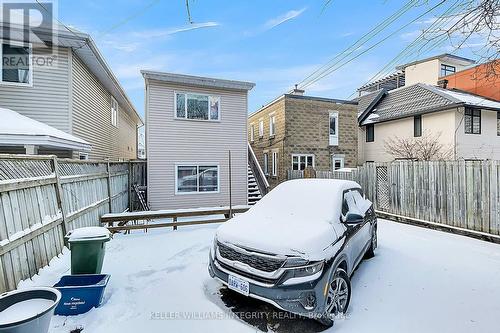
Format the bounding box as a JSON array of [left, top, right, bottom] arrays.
[[0, 23, 142, 159], [358, 83, 500, 163], [142, 71, 255, 210]]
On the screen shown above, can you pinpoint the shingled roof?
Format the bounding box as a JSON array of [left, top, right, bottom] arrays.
[[358, 83, 500, 125]]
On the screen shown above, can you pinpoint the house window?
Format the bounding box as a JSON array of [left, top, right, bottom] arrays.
[[329, 112, 339, 146], [175, 92, 220, 121], [263, 153, 269, 175], [366, 124, 375, 142], [79, 153, 89, 160], [497, 111, 500, 136], [414, 115, 422, 137], [333, 157, 344, 171], [1, 42, 32, 85], [440, 64, 456, 77], [465, 108, 481, 134], [292, 154, 314, 171], [271, 152, 278, 176], [259, 119, 264, 137], [111, 97, 118, 127], [176, 165, 219, 193], [250, 124, 255, 142], [269, 114, 276, 137]]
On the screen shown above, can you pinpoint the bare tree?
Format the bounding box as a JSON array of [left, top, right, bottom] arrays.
[[384, 131, 453, 161]]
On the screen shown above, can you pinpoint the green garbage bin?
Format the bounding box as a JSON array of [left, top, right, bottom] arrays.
[[66, 227, 111, 275]]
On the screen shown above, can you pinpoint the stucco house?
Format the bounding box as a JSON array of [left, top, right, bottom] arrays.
[[248, 89, 358, 189], [358, 83, 500, 163], [0, 22, 142, 159], [142, 71, 255, 210]]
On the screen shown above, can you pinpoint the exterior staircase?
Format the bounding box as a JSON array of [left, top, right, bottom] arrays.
[[247, 143, 269, 205], [248, 166, 262, 205]]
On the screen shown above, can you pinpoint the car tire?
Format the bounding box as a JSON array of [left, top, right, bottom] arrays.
[[364, 225, 377, 259], [317, 267, 351, 327]]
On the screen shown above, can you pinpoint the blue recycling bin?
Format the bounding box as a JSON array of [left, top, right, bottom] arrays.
[[53, 274, 110, 316]]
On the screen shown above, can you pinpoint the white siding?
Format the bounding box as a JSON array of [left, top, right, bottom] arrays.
[[0, 47, 70, 132], [71, 53, 137, 160], [146, 80, 248, 210]]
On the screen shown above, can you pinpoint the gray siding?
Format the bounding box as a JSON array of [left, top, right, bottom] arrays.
[[146, 80, 248, 210], [71, 53, 137, 160], [0, 47, 70, 132]]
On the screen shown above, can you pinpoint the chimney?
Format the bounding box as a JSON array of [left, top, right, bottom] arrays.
[[290, 84, 305, 96], [437, 79, 448, 89]]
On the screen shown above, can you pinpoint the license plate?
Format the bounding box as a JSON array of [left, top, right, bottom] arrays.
[[228, 275, 249, 296]]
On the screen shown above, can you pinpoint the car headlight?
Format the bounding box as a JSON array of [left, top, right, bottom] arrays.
[[292, 262, 324, 278], [283, 257, 309, 267]]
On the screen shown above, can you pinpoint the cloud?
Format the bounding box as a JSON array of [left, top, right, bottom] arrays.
[[263, 8, 306, 31]]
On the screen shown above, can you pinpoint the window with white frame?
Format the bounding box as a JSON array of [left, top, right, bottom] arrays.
[[333, 157, 344, 171], [1, 42, 32, 85], [329, 112, 339, 146], [259, 119, 264, 137], [175, 92, 220, 121], [250, 124, 255, 142], [79, 152, 89, 160], [271, 151, 278, 176], [176, 165, 219, 193], [292, 154, 314, 171], [269, 114, 276, 137], [263, 153, 269, 175], [111, 97, 118, 127]]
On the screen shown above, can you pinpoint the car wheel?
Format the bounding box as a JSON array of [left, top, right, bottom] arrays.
[[364, 225, 377, 259], [317, 267, 351, 327]]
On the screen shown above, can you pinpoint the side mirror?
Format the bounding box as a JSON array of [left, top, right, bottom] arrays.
[[343, 213, 364, 224]]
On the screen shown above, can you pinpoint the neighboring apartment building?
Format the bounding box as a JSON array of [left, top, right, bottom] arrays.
[[441, 60, 500, 101], [142, 71, 255, 210], [358, 83, 500, 163], [248, 90, 358, 189], [358, 53, 475, 96], [0, 23, 142, 159]]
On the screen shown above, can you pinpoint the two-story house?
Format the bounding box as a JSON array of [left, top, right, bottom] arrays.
[[142, 71, 255, 210], [248, 89, 358, 189], [358, 83, 500, 162], [0, 22, 142, 159]]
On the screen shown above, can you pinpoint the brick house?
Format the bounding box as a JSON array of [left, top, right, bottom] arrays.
[[248, 90, 358, 189]]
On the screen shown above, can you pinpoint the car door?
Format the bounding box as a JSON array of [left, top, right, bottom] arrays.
[[342, 188, 372, 267]]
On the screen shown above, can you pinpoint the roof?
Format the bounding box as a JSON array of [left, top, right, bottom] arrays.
[[357, 89, 386, 118], [359, 83, 500, 125], [357, 70, 405, 92], [140, 71, 255, 91], [396, 53, 475, 70], [1, 22, 143, 126], [0, 107, 92, 151]]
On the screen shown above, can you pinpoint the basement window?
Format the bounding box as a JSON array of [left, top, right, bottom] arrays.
[[292, 154, 314, 171], [1, 42, 32, 85]]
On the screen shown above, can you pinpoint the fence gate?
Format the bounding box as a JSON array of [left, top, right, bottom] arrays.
[[376, 166, 390, 211]]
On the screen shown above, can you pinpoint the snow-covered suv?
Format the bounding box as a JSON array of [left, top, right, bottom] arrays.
[[208, 179, 377, 326]]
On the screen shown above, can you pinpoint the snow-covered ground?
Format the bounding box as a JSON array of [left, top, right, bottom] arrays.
[[20, 219, 500, 333]]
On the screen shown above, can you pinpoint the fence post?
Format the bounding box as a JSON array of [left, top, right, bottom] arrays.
[[106, 162, 113, 213], [128, 162, 133, 212], [51, 157, 69, 244]]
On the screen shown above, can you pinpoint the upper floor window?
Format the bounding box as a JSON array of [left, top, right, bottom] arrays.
[[440, 64, 456, 77], [258, 119, 264, 137], [1, 42, 32, 85], [414, 115, 422, 137], [175, 92, 220, 121], [111, 97, 118, 127], [269, 114, 276, 137], [464, 108, 481, 134], [292, 154, 314, 171], [366, 124, 375, 142], [250, 123, 255, 142], [329, 112, 339, 146]]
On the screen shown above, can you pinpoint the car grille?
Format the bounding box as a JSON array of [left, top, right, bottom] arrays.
[[217, 242, 284, 272]]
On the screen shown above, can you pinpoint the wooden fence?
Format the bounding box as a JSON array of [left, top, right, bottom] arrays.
[[289, 160, 500, 237], [0, 155, 146, 292]]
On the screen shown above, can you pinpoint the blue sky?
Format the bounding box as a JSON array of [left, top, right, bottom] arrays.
[[57, 0, 482, 118]]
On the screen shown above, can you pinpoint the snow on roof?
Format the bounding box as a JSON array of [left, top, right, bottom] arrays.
[[0, 108, 91, 151], [429, 85, 500, 109]]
